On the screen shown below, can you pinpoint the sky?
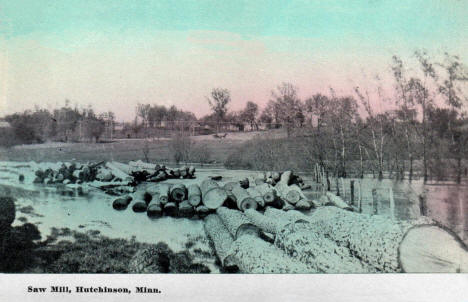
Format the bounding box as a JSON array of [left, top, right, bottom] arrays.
[[0, 0, 467, 121]]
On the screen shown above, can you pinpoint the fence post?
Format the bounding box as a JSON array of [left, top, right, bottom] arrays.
[[340, 178, 346, 201], [357, 180, 362, 213], [372, 188, 378, 215], [350, 180, 355, 206], [419, 193, 427, 216], [336, 178, 340, 196]]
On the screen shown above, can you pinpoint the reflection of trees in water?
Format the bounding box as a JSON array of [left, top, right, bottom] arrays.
[[444, 188, 461, 234], [392, 181, 419, 220]]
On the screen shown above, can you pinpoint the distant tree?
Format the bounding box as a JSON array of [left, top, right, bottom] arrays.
[[392, 56, 414, 179], [240, 101, 259, 130], [136, 103, 151, 128], [207, 88, 231, 134], [436, 52, 468, 183], [410, 50, 437, 183], [270, 83, 304, 137]]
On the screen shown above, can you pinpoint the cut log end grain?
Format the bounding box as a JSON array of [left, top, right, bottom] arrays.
[[216, 207, 260, 239], [203, 188, 228, 209], [170, 184, 187, 202], [399, 225, 468, 273], [285, 190, 301, 204], [187, 184, 202, 207]]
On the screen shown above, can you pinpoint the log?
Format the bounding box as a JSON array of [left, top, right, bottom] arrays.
[[187, 184, 202, 207], [239, 178, 249, 189], [295, 199, 312, 210], [255, 183, 277, 204], [275, 182, 300, 204], [200, 179, 228, 210], [223, 182, 238, 191], [231, 185, 257, 211], [105, 162, 133, 182], [274, 221, 371, 273], [109, 161, 135, 175], [147, 199, 162, 218], [306, 206, 468, 272], [132, 201, 147, 213], [95, 167, 114, 182], [246, 187, 265, 207], [229, 234, 314, 273], [163, 202, 178, 217], [284, 184, 303, 204], [170, 183, 187, 202], [203, 214, 237, 270], [326, 192, 352, 210], [112, 196, 133, 210], [279, 170, 292, 185], [216, 207, 259, 239], [178, 200, 195, 218], [196, 205, 210, 218], [128, 160, 157, 171], [188, 166, 196, 177], [157, 183, 171, 204], [272, 172, 281, 182], [244, 209, 282, 234]]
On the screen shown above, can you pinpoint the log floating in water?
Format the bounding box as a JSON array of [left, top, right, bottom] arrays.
[[203, 214, 237, 271], [132, 201, 147, 213], [147, 198, 162, 218], [201, 179, 228, 210], [112, 196, 133, 210], [187, 184, 202, 207]]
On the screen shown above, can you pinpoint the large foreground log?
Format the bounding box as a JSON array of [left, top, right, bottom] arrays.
[[203, 214, 237, 270], [201, 179, 228, 209], [229, 234, 315, 273], [216, 207, 259, 239], [306, 206, 468, 272]]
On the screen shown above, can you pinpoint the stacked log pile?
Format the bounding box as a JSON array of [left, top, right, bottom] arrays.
[[29, 160, 197, 195]]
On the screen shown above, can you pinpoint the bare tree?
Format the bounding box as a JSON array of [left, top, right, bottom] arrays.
[[207, 88, 231, 134], [271, 83, 304, 137]]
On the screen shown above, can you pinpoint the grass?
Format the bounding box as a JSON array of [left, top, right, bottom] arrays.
[[0, 137, 246, 165], [0, 223, 211, 273]]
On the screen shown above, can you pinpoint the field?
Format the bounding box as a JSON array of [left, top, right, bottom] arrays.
[[0, 130, 290, 164]]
